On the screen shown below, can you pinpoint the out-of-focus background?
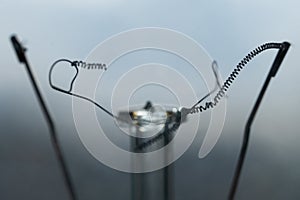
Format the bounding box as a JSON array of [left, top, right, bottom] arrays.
[[1, 1, 300, 199]]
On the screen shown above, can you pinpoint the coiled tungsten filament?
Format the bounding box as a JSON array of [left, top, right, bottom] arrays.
[[189, 42, 283, 114]]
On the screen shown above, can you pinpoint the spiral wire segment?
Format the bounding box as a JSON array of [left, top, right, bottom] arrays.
[[189, 42, 283, 114]]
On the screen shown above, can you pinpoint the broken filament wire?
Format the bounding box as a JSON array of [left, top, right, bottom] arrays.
[[49, 42, 284, 150]]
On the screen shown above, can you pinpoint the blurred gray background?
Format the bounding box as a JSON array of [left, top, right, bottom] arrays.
[[1, 0, 300, 199]]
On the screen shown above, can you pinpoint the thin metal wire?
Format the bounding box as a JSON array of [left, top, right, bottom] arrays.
[[49, 59, 116, 119]]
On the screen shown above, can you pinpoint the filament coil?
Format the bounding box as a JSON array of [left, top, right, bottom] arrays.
[[190, 42, 282, 114], [73, 61, 107, 70]]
